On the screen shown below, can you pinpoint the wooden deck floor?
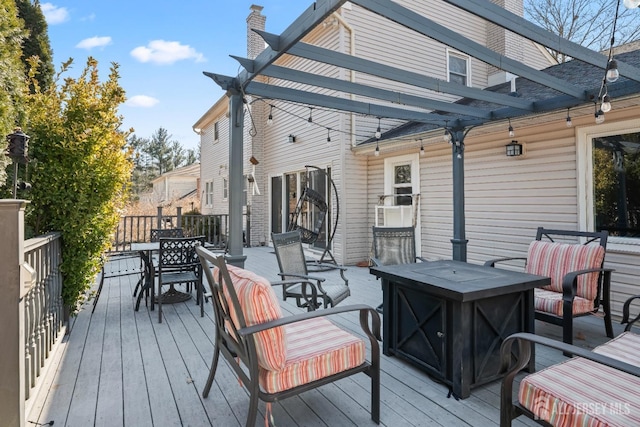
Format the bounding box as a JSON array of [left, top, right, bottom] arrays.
[[26, 247, 624, 427]]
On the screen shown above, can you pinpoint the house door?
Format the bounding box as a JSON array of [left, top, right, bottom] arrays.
[[383, 154, 421, 253]]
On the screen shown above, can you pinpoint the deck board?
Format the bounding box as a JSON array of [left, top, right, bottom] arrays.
[[26, 247, 623, 426]]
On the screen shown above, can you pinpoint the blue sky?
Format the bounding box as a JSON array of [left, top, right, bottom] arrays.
[[43, 1, 310, 151]]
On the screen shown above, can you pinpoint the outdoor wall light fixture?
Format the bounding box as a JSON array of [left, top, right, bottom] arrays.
[[288, 134, 296, 143], [505, 140, 523, 157]]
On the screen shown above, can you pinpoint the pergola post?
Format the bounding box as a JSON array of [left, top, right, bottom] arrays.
[[451, 129, 468, 261], [226, 91, 247, 267]]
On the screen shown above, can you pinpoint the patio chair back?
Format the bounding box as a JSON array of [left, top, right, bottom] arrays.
[[151, 227, 184, 242], [371, 226, 419, 266]]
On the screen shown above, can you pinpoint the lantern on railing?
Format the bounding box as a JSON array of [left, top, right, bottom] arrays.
[[5, 127, 31, 198]]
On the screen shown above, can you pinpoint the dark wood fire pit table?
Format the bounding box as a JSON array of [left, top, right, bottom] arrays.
[[370, 259, 550, 399]]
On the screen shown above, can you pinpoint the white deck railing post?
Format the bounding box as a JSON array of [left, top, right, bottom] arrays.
[[0, 200, 29, 427]]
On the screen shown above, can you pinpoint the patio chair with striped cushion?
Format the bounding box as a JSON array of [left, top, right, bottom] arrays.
[[485, 227, 613, 345], [196, 246, 381, 427]]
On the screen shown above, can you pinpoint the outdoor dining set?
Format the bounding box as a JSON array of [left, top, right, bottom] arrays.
[[96, 225, 640, 427]]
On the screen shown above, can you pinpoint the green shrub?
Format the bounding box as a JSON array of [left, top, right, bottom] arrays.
[[25, 57, 133, 311]]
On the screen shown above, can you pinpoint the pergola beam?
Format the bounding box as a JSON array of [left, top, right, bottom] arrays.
[[287, 42, 535, 111], [351, 0, 590, 100], [245, 80, 465, 124], [256, 64, 493, 119], [442, 0, 640, 83], [235, 0, 348, 87]]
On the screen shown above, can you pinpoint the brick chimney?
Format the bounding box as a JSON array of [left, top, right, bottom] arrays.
[[486, 0, 524, 86], [247, 5, 266, 60]]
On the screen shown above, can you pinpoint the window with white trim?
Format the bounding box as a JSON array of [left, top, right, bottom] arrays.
[[578, 119, 640, 250], [205, 181, 214, 207], [447, 51, 469, 86], [222, 177, 228, 200]]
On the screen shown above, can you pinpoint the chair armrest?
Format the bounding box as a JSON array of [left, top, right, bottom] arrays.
[[501, 332, 640, 378], [484, 257, 527, 267], [277, 271, 326, 283], [622, 295, 640, 331], [271, 279, 319, 307], [238, 304, 382, 343], [560, 267, 613, 296]]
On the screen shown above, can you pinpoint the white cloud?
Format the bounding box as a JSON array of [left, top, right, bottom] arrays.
[[76, 36, 112, 50], [41, 3, 69, 25], [130, 40, 205, 65], [80, 13, 96, 22], [126, 95, 160, 108]]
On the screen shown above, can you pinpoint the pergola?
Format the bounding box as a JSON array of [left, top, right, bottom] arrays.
[[204, 0, 640, 265]]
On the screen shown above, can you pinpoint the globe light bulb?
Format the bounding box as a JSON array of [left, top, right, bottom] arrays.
[[595, 110, 605, 124], [566, 116, 572, 127], [606, 60, 619, 83], [601, 95, 612, 113], [374, 145, 380, 156], [624, 0, 640, 9], [375, 127, 381, 139], [443, 130, 451, 143]]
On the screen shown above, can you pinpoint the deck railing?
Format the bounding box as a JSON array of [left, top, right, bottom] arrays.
[[0, 200, 66, 426], [110, 207, 250, 252], [23, 232, 64, 400]]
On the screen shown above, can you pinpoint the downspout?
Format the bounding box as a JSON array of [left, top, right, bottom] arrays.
[[333, 11, 355, 266], [333, 12, 356, 148]]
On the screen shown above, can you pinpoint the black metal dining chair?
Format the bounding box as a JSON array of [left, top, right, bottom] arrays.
[[156, 236, 205, 323]]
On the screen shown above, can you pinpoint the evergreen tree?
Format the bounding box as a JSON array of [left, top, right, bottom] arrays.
[[0, 0, 28, 188], [15, 0, 54, 91]]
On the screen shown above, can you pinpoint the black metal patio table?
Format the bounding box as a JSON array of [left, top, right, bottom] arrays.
[[130, 242, 192, 311], [370, 259, 550, 399]]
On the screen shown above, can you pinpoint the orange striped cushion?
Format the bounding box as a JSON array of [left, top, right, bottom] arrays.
[[525, 241, 605, 301], [519, 332, 640, 426], [259, 317, 366, 393], [216, 264, 287, 371], [534, 288, 596, 316]]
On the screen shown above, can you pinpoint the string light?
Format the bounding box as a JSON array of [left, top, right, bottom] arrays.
[[375, 117, 382, 139], [601, 94, 612, 113], [508, 118, 515, 137], [443, 129, 452, 143], [267, 105, 273, 126], [419, 139, 425, 156], [566, 108, 572, 127], [606, 60, 619, 83], [374, 141, 380, 156], [307, 107, 313, 127], [595, 103, 605, 124]]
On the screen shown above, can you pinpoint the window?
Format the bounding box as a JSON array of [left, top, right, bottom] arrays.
[[214, 121, 219, 142], [578, 119, 640, 250], [205, 181, 214, 207], [448, 51, 469, 86], [393, 164, 413, 206], [222, 178, 228, 200]]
